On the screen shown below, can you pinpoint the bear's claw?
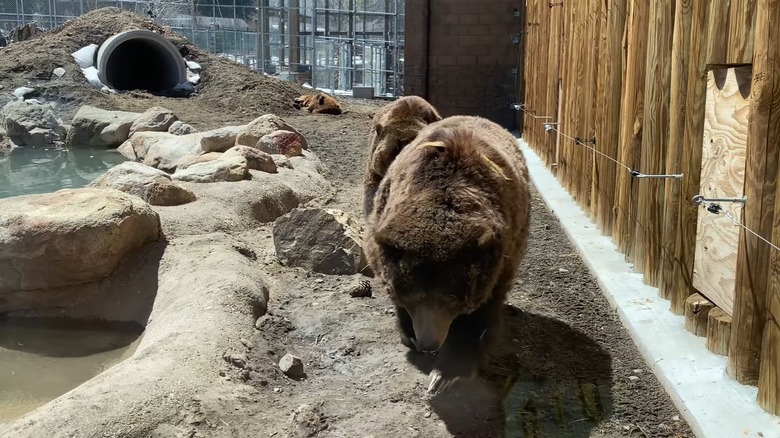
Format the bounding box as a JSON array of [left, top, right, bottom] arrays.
[[427, 369, 459, 395]]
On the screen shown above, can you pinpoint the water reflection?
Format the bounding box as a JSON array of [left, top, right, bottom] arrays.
[[0, 147, 128, 199]]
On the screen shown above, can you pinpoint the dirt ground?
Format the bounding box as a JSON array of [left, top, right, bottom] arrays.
[[228, 115, 695, 438], [0, 8, 694, 437]]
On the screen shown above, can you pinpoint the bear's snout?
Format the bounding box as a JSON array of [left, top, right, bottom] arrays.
[[410, 303, 454, 354]]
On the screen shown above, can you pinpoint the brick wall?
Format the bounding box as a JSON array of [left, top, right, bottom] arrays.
[[404, 0, 523, 130]]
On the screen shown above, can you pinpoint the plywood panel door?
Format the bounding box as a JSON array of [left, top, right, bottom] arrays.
[[693, 66, 751, 315]]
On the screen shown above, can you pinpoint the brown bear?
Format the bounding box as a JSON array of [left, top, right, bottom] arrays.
[[293, 92, 343, 115], [362, 95, 442, 217], [363, 115, 531, 395]]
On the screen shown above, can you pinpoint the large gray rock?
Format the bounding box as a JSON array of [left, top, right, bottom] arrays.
[[141, 134, 202, 172], [235, 114, 305, 148], [129, 106, 179, 136], [172, 155, 248, 183], [132, 128, 244, 172], [66, 105, 140, 148], [0, 188, 161, 293], [199, 125, 243, 153], [272, 208, 369, 275], [1, 100, 66, 147], [88, 161, 197, 206]]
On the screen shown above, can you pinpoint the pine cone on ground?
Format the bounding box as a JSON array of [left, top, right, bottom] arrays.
[[348, 279, 372, 298]]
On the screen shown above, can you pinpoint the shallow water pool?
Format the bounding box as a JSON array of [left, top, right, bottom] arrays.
[[0, 147, 128, 199], [0, 318, 143, 422]]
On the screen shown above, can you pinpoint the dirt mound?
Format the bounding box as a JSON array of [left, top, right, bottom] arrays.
[[0, 7, 308, 129]]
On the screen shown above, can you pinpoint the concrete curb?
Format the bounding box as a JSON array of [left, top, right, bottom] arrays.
[[518, 138, 780, 438]]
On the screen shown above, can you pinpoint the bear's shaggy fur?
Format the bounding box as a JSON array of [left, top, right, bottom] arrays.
[[362, 96, 442, 216], [363, 115, 530, 394], [293, 92, 343, 115]]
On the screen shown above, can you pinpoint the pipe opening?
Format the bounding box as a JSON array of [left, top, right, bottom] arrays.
[[97, 30, 187, 94], [104, 40, 180, 92]]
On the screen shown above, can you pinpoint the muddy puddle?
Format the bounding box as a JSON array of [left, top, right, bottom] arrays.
[[0, 318, 143, 422]]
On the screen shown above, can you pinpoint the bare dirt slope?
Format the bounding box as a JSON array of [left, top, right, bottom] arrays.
[[0, 8, 310, 128], [0, 8, 693, 437]]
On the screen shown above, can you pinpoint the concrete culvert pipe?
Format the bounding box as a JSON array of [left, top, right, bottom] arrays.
[[97, 30, 187, 93]]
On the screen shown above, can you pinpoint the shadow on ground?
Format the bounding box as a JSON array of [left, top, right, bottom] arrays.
[[405, 305, 613, 438]]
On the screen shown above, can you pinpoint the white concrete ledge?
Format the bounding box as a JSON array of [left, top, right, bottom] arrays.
[[518, 138, 780, 438]]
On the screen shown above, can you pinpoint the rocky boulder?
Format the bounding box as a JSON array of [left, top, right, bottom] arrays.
[[255, 130, 306, 157], [88, 161, 197, 206], [199, 126, 243, 153], [129, 107, 179, 136], [65, 105, 140, 148], [272, 208, 369, 275], [0, 188, 161, 293], [172, 155, 248, 183], [1, 100, 66, 147], [168, 120, 197, 135], [141, 134, 203, 173], [235, 114, 306, 149], [119, 131, 173, 162], [224, 145, 277, 173], [128, 128, 244, 172]]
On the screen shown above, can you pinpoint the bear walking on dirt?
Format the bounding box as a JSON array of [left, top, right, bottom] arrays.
[[363, 115, 531, 394], [362, 95, 442, 217]]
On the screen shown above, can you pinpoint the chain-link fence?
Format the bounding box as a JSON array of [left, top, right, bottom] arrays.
[[0, 0, 404, 97]]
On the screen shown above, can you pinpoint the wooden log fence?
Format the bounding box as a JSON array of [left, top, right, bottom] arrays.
[[519, 0, 780, 416]]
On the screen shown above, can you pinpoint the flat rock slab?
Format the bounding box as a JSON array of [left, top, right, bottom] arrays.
[[272, 208, 369, 275], [0, 188, 161, 293], [172, 155, 248, 183]]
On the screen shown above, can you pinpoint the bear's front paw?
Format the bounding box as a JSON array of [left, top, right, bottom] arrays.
[[427, 369, 461, 395]]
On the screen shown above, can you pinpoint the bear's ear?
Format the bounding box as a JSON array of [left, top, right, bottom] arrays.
[[374, 123, 384, 137], [417, 140, 446, 153], [479, 153, 511, 181], [425, 108, 443, 123], [318, 95, 326, 105]]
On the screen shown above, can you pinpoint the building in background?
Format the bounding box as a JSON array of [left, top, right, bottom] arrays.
[[404, 0, 523, 130]]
